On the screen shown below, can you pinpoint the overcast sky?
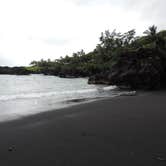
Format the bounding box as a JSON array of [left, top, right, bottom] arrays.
[[0, 0, 165, 66]]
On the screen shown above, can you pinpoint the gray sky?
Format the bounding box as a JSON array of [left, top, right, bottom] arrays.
[[0, 0, 165, 66]]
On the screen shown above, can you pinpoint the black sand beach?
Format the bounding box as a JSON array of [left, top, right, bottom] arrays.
[[0, 91, 166, 165]]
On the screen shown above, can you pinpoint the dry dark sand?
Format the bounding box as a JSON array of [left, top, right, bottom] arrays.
[[0, 91, 166, 165]]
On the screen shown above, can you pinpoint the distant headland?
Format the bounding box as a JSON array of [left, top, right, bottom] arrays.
[[1, 25, 166, 90]]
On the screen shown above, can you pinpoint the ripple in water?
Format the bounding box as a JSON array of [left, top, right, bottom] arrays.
[[0, 74, 132, 122]]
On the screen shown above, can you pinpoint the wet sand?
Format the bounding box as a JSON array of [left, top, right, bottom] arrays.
[[0, 91, 166, 165]]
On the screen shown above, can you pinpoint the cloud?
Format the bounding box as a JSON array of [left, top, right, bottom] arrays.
[[0, 54, 14, 66], [72, 0, 166, 29], [0, 0, 165, 66], [43, 38, 70, 46]]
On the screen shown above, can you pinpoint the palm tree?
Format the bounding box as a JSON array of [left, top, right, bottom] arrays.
[[143, 25, 159, 49], [143, 25, 157, 37]]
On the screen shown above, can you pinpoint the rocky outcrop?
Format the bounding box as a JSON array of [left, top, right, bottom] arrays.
[[88, 72, 110, 84], [0, 67, 31, 75], [88, 48, 166, 89]]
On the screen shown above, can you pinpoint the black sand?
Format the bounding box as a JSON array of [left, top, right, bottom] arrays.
[[0, 91, 166, 165]]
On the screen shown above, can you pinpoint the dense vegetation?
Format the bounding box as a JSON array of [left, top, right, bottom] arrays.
[[27, 25, 166, 89], [28, 28, 139, 77], [1, 25, 166, 89]]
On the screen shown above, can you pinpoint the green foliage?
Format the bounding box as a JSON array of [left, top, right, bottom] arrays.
[[29, 25, 166, 79], [143, 25, 157, 36], [26, 66, 42, 73]]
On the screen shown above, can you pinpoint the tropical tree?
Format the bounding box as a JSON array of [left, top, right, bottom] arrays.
[[143, 25, 157, 37]]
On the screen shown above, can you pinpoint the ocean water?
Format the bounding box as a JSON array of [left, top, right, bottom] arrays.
[[0, 74, 130, 122]]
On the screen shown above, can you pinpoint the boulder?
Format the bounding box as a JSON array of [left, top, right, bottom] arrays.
[[0, 67, 31, 75]]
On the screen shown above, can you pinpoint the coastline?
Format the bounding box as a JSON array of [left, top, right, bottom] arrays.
[[0, 91, 166, 165]]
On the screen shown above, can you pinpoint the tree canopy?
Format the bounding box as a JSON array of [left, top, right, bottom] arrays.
[[28, 26, 166, 89]]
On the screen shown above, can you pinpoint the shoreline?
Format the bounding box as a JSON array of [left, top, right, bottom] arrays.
[[0, 89, 137, 124], [0, 86, 134, 123], [0, 91, 166, 165], [0, 94, 121, 125]]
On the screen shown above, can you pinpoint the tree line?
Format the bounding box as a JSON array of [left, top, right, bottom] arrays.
[[28, 25, 166, 89]]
